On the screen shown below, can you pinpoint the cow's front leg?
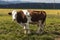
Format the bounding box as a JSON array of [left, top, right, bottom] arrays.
[[23, 23, 30, 34]]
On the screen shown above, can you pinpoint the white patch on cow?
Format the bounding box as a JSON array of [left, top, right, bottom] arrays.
[[12, 10, 17, 21], [22, 10, 32, 22], [22, 10, 30, 16]]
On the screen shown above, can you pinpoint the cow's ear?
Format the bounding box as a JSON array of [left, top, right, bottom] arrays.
[[8, 12, 12, 15]]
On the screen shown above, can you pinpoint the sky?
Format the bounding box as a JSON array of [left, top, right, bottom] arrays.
[[0, 0, 60, 3]]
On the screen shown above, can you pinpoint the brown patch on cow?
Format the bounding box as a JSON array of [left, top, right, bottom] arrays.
[[17, 11, 26, 18], [16, 11, 27, 23], [30, 11, 46, 24]]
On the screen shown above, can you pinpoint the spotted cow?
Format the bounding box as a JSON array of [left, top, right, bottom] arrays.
[[8, 10, 46, 34]]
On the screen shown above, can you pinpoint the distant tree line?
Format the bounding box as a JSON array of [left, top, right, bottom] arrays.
[[0, 3, 60, 9]]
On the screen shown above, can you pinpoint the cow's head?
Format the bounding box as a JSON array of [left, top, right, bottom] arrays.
[[8, 10, 17, 21], [8, 12, 12, 15]]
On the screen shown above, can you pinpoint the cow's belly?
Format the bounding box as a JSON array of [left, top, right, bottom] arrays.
[[26, 16, 39, 24], [29, 21, 38, 24]]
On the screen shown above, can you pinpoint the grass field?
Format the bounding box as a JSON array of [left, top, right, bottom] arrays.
[[0, 9, 60, 40]]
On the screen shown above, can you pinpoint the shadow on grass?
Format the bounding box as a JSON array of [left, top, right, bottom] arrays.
[[19, 30, 55, 40]]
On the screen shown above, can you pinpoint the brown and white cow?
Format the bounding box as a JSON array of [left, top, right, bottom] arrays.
[[8, 10, 46, 34]]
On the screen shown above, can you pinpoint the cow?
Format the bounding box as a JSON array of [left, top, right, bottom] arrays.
[[8, 10, 46, 34]]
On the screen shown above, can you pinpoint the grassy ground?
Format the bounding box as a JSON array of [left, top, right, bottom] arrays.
[[0, 9, 60, 40]]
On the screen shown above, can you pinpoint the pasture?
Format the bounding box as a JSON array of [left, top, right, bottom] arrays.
[[0, 9, 60, 40]]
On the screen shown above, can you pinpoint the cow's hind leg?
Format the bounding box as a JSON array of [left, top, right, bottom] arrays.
[[37, 20, 44, 34]]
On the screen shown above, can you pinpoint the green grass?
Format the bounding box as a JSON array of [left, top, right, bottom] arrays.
[[0, 10, 60, 40]]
